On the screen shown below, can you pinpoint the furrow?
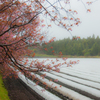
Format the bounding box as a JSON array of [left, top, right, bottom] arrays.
[[60, 71, 100, 84], [50, 72, 100, 90], [28, 74, 72, 100], [38, 72, 100, 100]]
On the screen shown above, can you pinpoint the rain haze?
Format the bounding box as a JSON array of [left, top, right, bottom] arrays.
[[46, 0, 100, 40]]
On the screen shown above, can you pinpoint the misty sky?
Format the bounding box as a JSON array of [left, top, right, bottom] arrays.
[[46, 0, 100, 40]]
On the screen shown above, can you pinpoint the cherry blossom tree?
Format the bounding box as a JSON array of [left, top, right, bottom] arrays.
[[0, 0, 94, 87]]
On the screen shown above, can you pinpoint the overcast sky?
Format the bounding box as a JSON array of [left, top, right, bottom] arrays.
[[46, 0, 100, 40]]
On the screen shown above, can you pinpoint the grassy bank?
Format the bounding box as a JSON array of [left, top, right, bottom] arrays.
[[35, 54, 100, 58], [0, 75, 10, 100]]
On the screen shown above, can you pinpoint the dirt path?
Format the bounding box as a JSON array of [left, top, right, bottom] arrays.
[[3, 77, 45, 100]]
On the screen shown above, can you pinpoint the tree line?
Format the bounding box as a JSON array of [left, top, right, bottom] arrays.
[[42, 35, 100, 56]]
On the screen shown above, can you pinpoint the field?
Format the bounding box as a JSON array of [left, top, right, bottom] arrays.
[[1, 58, 100, 100], [19, 58, 100, 100]]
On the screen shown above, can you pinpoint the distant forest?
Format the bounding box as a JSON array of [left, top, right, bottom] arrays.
[[42, 35, 100, 56]]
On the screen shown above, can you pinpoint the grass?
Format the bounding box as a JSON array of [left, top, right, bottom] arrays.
[[35, 54, 100, 58], [0, 75, 10, 100], [62, 55, 100, 58], [35, 53, 58, 58]]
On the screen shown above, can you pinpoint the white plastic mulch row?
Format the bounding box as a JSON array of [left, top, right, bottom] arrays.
[[50, 71, 100, 90], [40, 72, 100, 98], [18, 73, 62, 100], [64, 67, 100, 77], [34, 73, 92, 100], [60, 68, 100, 83]]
